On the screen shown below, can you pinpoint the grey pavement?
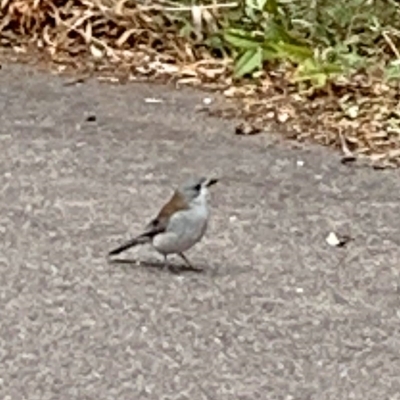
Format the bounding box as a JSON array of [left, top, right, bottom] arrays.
[[1, 64, 400, 400]]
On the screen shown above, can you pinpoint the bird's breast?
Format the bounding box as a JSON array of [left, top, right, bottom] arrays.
[[152, 206, 209, 254]]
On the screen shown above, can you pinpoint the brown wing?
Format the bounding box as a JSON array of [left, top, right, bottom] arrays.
[[141, 190, 189, 238]]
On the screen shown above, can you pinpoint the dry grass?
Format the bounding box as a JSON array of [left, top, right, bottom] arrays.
[[1, 0, 400, 168], [0, 0, 229, 75]]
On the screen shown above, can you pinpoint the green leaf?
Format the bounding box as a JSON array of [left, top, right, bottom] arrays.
[[265, 0, 278, 14], [223, 28, 262, 50], [234, 47, 263, 77], [262, 46, 280, 61], [263, 20, 301, 45], [273, 42, 313, 63], [385, 61, 400, 82], [293, 58, 343, 87]]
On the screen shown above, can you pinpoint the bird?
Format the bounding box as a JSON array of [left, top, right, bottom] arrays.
[[108, 177, 218, 270]]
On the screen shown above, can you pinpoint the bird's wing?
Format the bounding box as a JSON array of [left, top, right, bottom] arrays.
[[142, 190, 189, 237], [109, 211, 169, 256], [108, 190, 190, 256], [141, 216, 168, 238]]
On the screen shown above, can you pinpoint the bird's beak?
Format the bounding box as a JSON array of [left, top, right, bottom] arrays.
[[206, 178, 218, 187]]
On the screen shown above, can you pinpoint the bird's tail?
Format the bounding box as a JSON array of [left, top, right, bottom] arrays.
[[108, 235, 150, 256]]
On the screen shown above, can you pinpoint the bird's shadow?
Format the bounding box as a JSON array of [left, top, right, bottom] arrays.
[[107, 257, 205, 274]]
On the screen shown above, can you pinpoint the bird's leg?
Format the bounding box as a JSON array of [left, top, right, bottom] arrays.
[[178, 252, 192, 267], [163, 254, 180, 273], [164, 254, 179, 274], [178, 253, 202, 271]]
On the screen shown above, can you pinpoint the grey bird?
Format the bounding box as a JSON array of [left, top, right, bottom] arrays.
[[108, 177, 218, 269]]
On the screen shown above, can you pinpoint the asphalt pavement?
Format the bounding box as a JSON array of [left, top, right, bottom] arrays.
[[1, 64, 400, 400]]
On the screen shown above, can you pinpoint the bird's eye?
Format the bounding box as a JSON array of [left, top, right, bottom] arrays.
[[194, 183, 201, 191]]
